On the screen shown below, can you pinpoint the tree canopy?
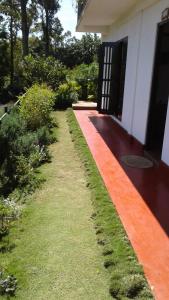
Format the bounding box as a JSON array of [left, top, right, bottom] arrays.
[[0, 0, 101, 101]]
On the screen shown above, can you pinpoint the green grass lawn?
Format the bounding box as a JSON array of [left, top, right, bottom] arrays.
[[0, 111, 111, 300], [67, 109, 154, 300]]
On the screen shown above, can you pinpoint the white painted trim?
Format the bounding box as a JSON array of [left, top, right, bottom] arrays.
[[105, 0, 160, 37], [110, 115, 125, 129], [77, 0, 160, 34], [130, 10, 143, 136], [162, 96, 169, 164], [142, 25, 158, 145], [121, 0, 160, 22], [81, 25, 110, 34]]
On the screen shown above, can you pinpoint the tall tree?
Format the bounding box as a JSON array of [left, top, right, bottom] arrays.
[[57, 33, 101, 67], [20, 0, 29, 56], [0, 17, 9, 94], [18, 0, 39, 56], [38, 0, 60, 56], [50, 16, 63, 54], [9, 1, 14, 84], [0, 0, 19, 85]]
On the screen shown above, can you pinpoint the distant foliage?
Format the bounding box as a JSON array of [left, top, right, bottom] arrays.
[[69, 62, 99, 100], [55, 80, 80, 109], [57, 34, 101, 68], [19, 55, 67, 91], [19, 84, 55, 130]]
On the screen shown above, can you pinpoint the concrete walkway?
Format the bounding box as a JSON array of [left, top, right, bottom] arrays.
[[74, 109, 169, 300], [73, 101, 97, 110]]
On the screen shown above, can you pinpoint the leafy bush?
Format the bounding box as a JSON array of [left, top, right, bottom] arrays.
[[3, 198, 20, 220], [87, 62, 99, 100], [19, 55, 67, 91], [15, 155, 35, 187], [0, 142, 48, 195], [19, 84, 55, 130], [36, 126, 56, 146], [0, 101, 54, 195], [30, 144, 50, 167], [0, 108, 26, 164], [0, 198, 20, 239], [14, 132, 39, 158], [68, 62, 99, 100], [109, 274, 152, 299], [0, 201, 11, 238], [55, 80, 79, 109], [0, 272, 17, 296]]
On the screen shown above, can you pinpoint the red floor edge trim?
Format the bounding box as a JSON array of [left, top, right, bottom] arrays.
[[74, 110, 169, 300]]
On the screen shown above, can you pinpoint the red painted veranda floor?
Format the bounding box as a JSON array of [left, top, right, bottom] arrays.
[[74, 110, 169, 300]]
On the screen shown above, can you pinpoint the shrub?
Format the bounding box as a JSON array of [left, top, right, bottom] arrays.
[[0, 272, 17, 296], [0, 198, 20, 239], [29, 145, 50, 168], [55, 80, 79, 109], [0, 201, 11, 238], [0, 143, 48, 195], [36, 126, 56, 146], [109, 274, 149, 299], [19, 84, 55, 130], [15, 155, 35, 187], [19, 55, 67, 91], [0, 104, 54, 195], [14, 132, 39, 158], [0, 108, 26, 164], [68, 62, 99, 100], [3, 198, 20, 220], [87, 62, 99, 100], [0, 160, 10, 195]]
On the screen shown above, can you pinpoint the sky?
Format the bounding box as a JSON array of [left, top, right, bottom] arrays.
[[58, 0, 83, 38]]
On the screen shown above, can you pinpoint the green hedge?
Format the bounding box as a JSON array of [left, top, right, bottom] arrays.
[[0, 85, 55, 196]]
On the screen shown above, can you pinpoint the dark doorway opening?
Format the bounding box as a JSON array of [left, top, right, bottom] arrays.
[[111, 38, 128, 120], [98, 38, 128, 120], [146, 21, 169, 160]]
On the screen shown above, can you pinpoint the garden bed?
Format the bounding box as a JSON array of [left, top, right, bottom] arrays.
[[0, 111, 111, 299]]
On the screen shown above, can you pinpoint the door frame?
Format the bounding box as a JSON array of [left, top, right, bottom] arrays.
[[145, 19, 169, 158], [97, 37, 128, 118], [97, 42, 116, 114]]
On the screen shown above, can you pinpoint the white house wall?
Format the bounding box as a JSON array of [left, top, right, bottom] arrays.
[[102, 0, 169, 165]]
